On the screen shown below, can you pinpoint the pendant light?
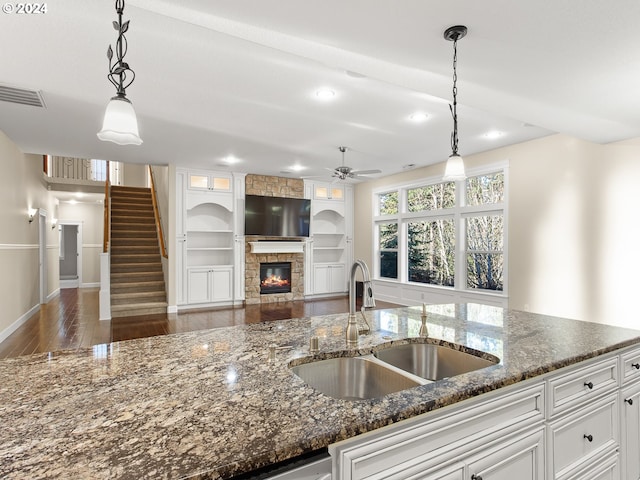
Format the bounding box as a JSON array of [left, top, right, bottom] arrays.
[[443, 25, 467, 181], [97, 0, 142, 146]]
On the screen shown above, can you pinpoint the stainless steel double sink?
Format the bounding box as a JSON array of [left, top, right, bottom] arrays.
[[290, 343, 499, 401]]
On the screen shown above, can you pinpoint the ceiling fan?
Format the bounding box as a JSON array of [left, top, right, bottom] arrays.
[[327, 147, 382, 181]]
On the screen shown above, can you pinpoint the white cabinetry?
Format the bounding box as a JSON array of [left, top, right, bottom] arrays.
[[620, 347, 640, 480], [331, 383, 545, 480], [329, 346, 640, 480], [304, 181, 353, 296], [545, 356, 620, 480], [176, 169, 240, 308]]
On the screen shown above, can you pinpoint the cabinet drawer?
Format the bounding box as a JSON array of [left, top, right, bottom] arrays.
[[562, 449, 619, 480], [547, 357, 618, 417], [548, 394, 619, 479], [621, 347, 640, 385]]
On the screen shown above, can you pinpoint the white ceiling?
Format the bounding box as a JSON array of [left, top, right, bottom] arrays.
[[1, 0, 639, 182]]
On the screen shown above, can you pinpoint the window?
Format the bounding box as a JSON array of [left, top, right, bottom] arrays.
[[373, 168, 506, 294], [90, 159, 108, 181], [378, 222, 398, 279], [408, 219, 455, 286]]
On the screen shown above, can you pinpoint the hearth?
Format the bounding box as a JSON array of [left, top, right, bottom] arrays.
[[260, 262, 292, 294]]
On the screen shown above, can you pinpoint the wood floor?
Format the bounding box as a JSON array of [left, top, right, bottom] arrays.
[[0, 288, 400, 359]]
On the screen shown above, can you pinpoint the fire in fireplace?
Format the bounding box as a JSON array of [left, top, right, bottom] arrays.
[[260, 262, 292, 294]]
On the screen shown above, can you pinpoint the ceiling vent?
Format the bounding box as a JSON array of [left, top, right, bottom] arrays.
[[0, 85, 46, 108]]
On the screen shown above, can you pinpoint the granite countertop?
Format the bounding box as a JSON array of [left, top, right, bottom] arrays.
[[2, 303, 640, 479]]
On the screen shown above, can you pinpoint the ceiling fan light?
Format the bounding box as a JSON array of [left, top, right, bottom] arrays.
[[97, 95, 142, 146], [443, 153, 466, 181]]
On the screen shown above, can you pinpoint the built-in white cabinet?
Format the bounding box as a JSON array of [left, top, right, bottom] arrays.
[[313, 264, 346, 295], [176, 169, 241, 308], [620, 346, 640, 480], [304, 181, 353, 297], [187, 267, 233, 304], [331, 383, 545, 480], [329, 345, 640, 480], [187, 172, 232, 192], [546, 356, 620, 480]]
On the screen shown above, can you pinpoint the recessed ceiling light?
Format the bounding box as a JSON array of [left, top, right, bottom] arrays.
[[484, 130, 504, 139], [315, 88, 336, 100], [409, 112, 429, 123], [289, 164, 305, 172], [222, 155, 240, 164]]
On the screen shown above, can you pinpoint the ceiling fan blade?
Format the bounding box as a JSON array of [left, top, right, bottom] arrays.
[[351, 169, 382, 175]]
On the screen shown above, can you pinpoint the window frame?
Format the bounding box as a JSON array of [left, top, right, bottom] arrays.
[[372, 162, 508, 298]]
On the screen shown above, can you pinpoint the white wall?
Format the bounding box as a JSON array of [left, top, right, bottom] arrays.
[[354, 134, 640, 329], [0, 131, 59, 341]]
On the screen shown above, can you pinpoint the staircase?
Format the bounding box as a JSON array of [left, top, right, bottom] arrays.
[[110, 186, 167, 318]]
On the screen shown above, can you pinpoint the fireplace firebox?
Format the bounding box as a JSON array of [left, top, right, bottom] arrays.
[[260, 262, 292, 294]]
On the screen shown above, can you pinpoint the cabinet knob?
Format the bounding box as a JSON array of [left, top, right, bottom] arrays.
[[471, 475, 483, 480], [626, 398, 634, 406], [632, 363, 640, 370], [584, 381, 594, 390], [583, 434, 593, 442]]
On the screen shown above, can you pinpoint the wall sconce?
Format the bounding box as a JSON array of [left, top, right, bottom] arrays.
[[28, 208, 37, 224], [51, 218, 58, 230]]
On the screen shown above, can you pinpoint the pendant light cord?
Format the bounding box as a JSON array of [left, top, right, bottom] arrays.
[[450, 37, 459, 156]]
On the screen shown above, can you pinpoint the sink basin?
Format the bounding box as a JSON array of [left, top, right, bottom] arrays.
[[291, 356, 421, 400], [374, 343, 498, 381]]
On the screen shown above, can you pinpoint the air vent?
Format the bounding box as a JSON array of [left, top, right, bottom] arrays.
[[0, 85, 46, 108]]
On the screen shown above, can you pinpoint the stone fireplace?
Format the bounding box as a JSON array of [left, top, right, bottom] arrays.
[[244, 175, 306, 304]]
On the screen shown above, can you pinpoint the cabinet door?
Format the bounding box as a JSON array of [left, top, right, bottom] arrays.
[[313, 265, 331, 294], [211, 268, 232, 301], [467, 428, 544, 480], [187, 268, 212, 304], [328, 264, 346, 293], [621, 382, 640, 480]]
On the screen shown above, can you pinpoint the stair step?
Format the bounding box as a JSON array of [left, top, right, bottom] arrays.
[[110, 238, 158, 246], [111, 205, 154, 213], [111, 302, 168, 318], [111, 245, 159, 254], [111, 280, 165, 293], [111, 253, 160, 264], [111, 216, 155, 224], [111, 186, 151, 195], [110, 226, 156, 234], [111, 291, 167, 305], [111, 271, 164, 283], [111, 262, 163, 273]]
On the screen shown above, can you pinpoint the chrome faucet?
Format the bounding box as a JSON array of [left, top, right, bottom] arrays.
[[346, 260, 376, 346]]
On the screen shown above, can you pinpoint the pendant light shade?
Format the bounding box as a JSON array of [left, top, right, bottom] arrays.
[[442, 25, 467, 181], [97, 94, 142, 145], [97, 0, 142, 146], [443, 153, 466, 181]]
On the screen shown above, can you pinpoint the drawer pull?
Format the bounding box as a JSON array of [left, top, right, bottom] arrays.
[[584, 381, 594, 390], [471, 475, 483, 480], [583, 434, 593, 442], [632, 363, 640, 370], [626, 398, 634, 405]]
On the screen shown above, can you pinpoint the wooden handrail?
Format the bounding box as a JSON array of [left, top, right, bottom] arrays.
[[102, 160, 110, 253], [149, 165, 168, 258]]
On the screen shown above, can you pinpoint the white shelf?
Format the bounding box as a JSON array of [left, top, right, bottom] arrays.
[[187, 247, 234, 251], [313, 246, 344, 251], [188, 229, 233, 234]]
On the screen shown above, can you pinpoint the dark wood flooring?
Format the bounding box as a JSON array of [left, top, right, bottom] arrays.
[[0, 288, 400, 359]]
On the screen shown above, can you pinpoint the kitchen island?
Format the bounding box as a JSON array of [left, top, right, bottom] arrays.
[[1, 303, 640, 479]]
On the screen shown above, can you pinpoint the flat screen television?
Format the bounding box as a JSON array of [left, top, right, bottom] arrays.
[[244, 194, 311, 237]]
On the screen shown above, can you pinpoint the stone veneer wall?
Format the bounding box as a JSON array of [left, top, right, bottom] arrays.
[[245, 175, 305, 305]]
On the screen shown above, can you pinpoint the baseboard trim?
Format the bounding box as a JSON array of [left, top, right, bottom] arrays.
[[47, 288, 60, 303], [81, 282, 100, 288], [0, 303, 40, 344], [167, 305, 178, 314], [60, 279, 79, 289]]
